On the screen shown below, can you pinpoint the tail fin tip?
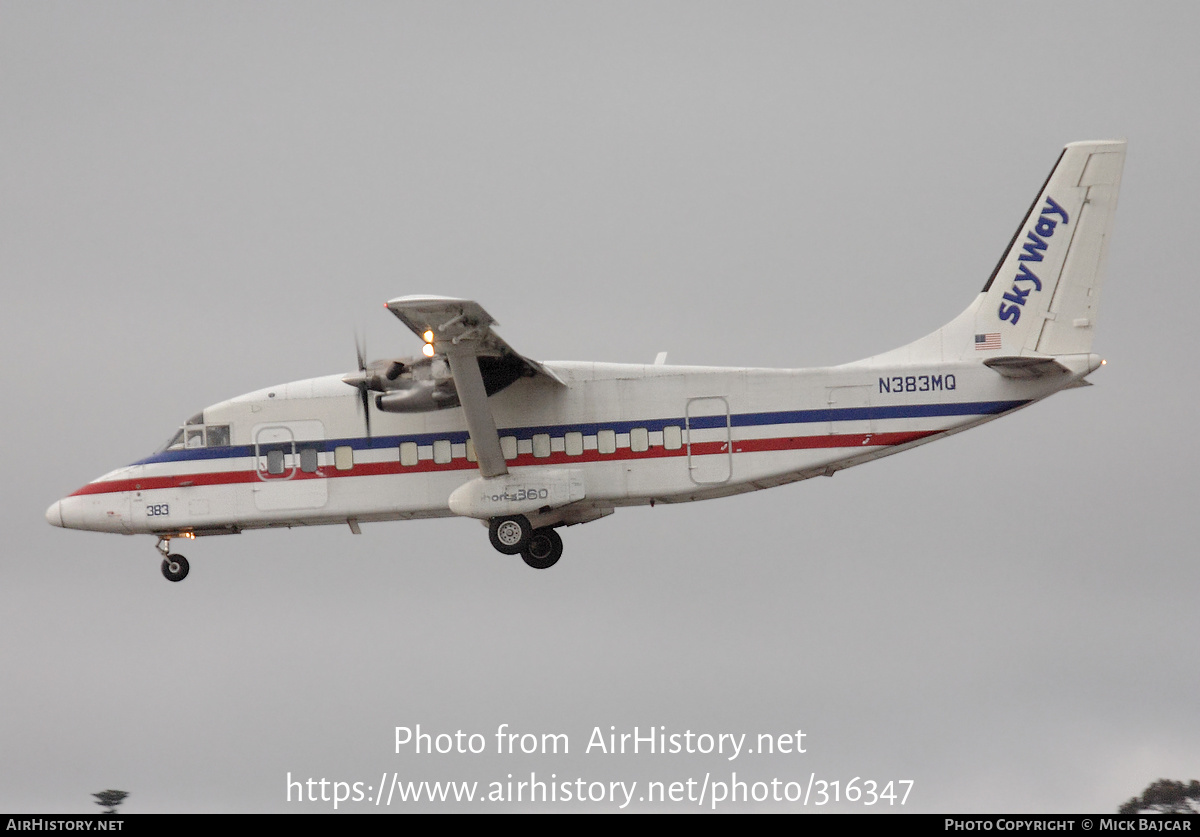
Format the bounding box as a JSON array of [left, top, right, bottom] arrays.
[[986, 139, 1126, 358]]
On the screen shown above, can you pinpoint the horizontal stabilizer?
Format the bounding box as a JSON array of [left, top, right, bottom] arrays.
[[983, 356, 1070, 379]]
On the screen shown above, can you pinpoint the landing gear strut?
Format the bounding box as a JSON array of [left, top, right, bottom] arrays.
[[156, 537, 190, 583]]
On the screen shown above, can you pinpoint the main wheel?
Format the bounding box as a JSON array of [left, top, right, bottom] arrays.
[[521, 528, 563, 570], [489, 515, 531, 555], [161, 554, 190, 582]]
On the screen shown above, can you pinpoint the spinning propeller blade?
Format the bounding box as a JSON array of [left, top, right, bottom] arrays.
[[354, 334, 371, 438]]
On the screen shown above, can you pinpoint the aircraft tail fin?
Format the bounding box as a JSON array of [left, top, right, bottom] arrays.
[[868, 140, 1125, 364]]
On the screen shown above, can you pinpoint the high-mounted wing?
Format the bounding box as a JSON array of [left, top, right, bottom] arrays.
[[384, 296, 565, 479], [385, 296, 565, 386]]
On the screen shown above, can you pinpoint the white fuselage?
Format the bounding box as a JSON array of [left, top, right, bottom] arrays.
[[46, 354, 1098, 538], [43, 139, 1126, 580]]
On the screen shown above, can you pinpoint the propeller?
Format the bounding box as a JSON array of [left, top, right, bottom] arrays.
[[346, 335, 372, 438], [343, 339, 417, 435]]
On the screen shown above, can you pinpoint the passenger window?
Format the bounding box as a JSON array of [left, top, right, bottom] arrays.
[[533, 434, 551, 458], [433, 440, 452, 464], [465, 439, 477, 463], [663, 426, 683, 451], [267, 449, 285, 475], [400, 442, 418, 467], [299, 447, 319, 473], [334, 446, 354, 471], [500, 436, 518, 460], [565, 432, 583, 456], [597, 429, 616, 455], [630, 427, 649, 452]]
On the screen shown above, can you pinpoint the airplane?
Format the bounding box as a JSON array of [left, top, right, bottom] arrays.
[[45, 140, 1126, 581]]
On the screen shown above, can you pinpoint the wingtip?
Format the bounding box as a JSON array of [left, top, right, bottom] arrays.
[[385, 294, 469, 309]]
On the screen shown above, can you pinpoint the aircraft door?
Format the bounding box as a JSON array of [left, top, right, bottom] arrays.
[[253, 421, 329, 512], [825, 386, 873, 442], [686, 396, 732, 485]]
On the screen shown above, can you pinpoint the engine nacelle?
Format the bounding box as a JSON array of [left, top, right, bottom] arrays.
[[375, 382, 460, 413]]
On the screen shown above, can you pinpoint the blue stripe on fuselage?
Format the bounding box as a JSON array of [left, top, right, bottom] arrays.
[[131, 399, 1029, 466]]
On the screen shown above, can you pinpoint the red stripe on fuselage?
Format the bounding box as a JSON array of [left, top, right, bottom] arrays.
[[69, 430, 938, 497]]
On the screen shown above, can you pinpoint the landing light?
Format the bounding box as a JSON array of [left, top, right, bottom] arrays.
[[423, 330, 434, 343], [422, 343, 435, 358]]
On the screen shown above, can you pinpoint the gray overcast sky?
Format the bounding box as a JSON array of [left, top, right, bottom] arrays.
[[3, 1, 1198, 813]]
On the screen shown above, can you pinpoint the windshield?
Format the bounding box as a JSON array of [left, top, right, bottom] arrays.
[[156, 427, 185, 453], [154, 414, 231, 453]]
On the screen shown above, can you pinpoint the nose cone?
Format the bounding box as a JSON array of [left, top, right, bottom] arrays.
[[44, 492, 133, 533]]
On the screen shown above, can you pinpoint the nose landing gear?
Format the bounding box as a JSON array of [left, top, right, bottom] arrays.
[[155, 536, 191, 582], [161, 554, 190, 582]]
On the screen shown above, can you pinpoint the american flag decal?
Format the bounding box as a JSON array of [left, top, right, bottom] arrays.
[[975, 333, 1001, 351]]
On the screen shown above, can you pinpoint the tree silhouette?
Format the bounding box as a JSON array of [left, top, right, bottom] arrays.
[[92, 790, 128, 814], [1119, 779, 1200, 814]]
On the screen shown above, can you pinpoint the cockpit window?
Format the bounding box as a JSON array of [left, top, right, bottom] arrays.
[[158, 428, 185, 453], [156, 420, 231, 452]]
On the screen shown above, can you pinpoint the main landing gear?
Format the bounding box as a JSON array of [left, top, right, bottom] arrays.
[[522, 527, 563, 570], [156, 536, 190, 582], [488, 515, 564, 569]]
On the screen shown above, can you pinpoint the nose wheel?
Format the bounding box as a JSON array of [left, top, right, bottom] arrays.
[[161, 554, 190, 582], [155, 536, 191, 582]]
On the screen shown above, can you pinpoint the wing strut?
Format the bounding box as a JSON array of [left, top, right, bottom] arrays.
[[445, 349, 508, 478], [385, 296, 552, 480]]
